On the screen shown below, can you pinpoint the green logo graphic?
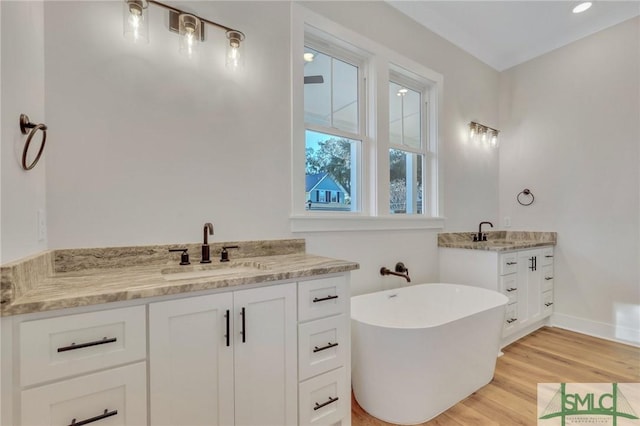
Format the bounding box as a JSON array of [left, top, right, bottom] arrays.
[[539, 383, 639, 426]]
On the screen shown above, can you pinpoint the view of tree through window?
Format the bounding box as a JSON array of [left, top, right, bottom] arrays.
[[305, 130, 356, 211]]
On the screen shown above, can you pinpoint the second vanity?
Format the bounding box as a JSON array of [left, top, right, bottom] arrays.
[[439, 231, 557, 346], [0, 239, 358, 426]]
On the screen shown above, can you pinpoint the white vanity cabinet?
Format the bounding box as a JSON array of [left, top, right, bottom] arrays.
[[16, 306, 148, 426], [149, 283, 297, 426], [440, 246, 554, 345]]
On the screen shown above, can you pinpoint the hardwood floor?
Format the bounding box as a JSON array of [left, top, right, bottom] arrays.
[[351, 327, 640, 425]]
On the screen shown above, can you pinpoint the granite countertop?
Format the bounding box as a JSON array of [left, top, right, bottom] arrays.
[[438, 231, 557, 252], [0, 239, 359, 317]]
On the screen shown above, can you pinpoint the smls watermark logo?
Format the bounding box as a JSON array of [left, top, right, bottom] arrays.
[[538, 383, 640, 425]]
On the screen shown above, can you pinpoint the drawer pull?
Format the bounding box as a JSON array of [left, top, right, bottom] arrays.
[[545, 277, 553, 280], [506, 261, 517, 265], [313, 295, 338, 303], [57, 337, 117, 353], [313, 342, 339, 353], [545, 302, 554, 307], [69, 409, 117, 426], [314, 396, 339, 411], [545, 255, 554, 258], [240, 307, 246, 343], [506, 318, 517, 324], [506, 287, 517, 292]]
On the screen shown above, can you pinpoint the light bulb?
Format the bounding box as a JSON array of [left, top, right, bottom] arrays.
[[490, 133, 498, 148], [179, 14, 200, 58], [481, 128, 488, 143], [469, 123, 477, 140], [226, 31, 245, 71], [123, 0, 148, 44]]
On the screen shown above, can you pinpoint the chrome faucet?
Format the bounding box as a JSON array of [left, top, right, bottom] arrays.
[[474, 221, 494, 242], [201, 222, 214, 263]]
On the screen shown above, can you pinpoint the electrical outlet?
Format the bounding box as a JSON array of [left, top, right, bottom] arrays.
[[37, 209, 46, 241], [504, 216, 511, 228]]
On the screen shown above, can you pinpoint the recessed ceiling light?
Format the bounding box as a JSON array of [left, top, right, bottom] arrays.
[[303, 52, 315, 62], [572, 2, 592, 14], [397, 88, 408, 96]]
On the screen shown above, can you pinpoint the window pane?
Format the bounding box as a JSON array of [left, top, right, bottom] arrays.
[[389, 82, 403, 145], [304, 48, 332, 128], [332, 58, 358, 133], [306, 130, 359, 212], [389, 81, 421, 149], [389, 149, 423, 214], [304, 48, 358, 134]]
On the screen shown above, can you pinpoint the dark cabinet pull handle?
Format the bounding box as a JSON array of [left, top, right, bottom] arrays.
[[314, 396, 339, 411], [545, 302, 554, 307], [506, 287, 517, 292], [57, 337, 117, 353], [545, 277, 553, 281], [225, 310, 230, 347], [506, 318, 518, 324], [545, 255, 554, 258], [313, 342, 339, 353], [506, 261, 517, 265], [313, 295, 338, 303], [68, 409, 117, 426], [240, 307, 246, 343]]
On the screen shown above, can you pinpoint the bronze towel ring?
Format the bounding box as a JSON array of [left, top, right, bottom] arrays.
[[20, 114, 48, 171], [517, 188, 534, 206]]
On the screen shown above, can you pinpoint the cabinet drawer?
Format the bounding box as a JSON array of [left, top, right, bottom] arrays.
[[298, 276, 347, 322], [499, 274, 518, 304], [541, 247, 554, 266], [299, 367, 348, 426], [504, 303, 518, 327], [499, 253, 518, 275], [299, 315, 348, 381], [20, 305, 146, 386], [21, 361, 147, 426], [542, 265, 554, 292]]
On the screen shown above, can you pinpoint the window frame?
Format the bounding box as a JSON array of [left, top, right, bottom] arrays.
[[291, 5, 444, 232]]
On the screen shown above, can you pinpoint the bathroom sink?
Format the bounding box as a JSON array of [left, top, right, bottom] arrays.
[[161, 261, 268, 281]]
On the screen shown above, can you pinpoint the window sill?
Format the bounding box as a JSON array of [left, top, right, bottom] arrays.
[[290, 215, 445, 232]]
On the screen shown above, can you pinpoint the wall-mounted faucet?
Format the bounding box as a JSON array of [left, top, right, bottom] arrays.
[[474, 221, 494, 242], [380, 262, 411, 283], [201, 222, 214, 263]]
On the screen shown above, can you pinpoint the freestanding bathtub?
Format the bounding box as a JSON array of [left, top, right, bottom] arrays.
[[351, 283, 508, 425]]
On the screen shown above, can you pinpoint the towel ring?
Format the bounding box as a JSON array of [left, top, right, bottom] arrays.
[[517, 188, 534, 206], [20, 114, 47, 171]]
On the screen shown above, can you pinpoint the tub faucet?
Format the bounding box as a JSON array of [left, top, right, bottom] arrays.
[[474, 221, 494, 241], [380, 262, 411, 283], [201, 222, 214, 263]]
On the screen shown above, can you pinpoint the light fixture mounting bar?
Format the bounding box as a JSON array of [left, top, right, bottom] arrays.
[[147, 0, 243, 36], [168, 10, 204, 41]]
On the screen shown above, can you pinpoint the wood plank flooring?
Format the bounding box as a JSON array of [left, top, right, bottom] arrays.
[[352, 327, 640, 425]]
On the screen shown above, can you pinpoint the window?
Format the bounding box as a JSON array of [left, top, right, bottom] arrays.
[[291, 6, 443, 231], [304, 45, 362, 212]]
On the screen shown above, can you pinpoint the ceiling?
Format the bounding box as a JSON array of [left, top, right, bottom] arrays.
[[386, 1, 640, 71]]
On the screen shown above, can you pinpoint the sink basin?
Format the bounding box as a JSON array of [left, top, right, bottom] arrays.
[[161, 261, 268, 282]]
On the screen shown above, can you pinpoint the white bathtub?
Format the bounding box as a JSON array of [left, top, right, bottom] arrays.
[[351, 283, 508, 425]]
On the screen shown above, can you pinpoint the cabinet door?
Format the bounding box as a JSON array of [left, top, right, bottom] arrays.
[[233, 283, 297, 426], [149, 293, 234, 426], [517, 249, 544, 324]]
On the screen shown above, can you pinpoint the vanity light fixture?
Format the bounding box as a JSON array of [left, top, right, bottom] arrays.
[[469, 121, 499, 148], [123, 0, 246, 70]]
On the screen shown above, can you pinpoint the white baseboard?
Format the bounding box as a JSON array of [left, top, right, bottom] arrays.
[[551, 313, 640, 347]]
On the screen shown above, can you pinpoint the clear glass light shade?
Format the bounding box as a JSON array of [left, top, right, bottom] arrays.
[[469, 122, 477, 140], [123, 0, 149, 44], [179, 14, 200, 58], [226, 31, 245, 70], [490, 130, 499, 148]]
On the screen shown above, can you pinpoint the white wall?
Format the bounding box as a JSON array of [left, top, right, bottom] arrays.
[[0, 1, 47, 263], [499, 17, 640, 345], [0, 1, 499, 295]]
